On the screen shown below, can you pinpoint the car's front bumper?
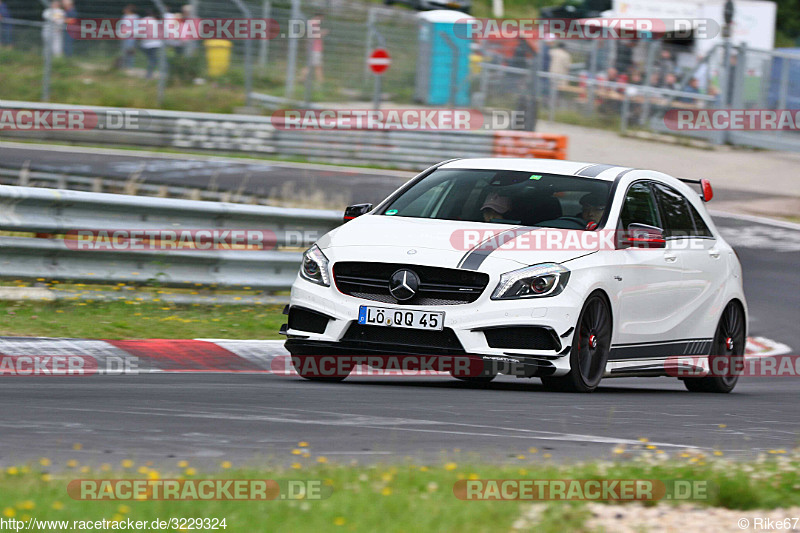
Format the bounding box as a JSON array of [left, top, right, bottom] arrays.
[[282, 274, 582, 377]]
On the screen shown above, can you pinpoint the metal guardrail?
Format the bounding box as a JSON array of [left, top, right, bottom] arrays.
[[0, 166, 273, 205], [0, 185, 342, 290], [0, 100, 568, 169]]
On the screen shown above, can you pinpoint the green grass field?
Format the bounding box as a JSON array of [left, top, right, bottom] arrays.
[[0, 298, 285, 340], [2, 449, 798, 532]]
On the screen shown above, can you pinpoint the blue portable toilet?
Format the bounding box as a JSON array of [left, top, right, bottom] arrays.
[[415, 10, 475, 106]]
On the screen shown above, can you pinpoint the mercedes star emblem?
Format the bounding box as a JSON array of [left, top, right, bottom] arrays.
[[389, 269, 420, 301]]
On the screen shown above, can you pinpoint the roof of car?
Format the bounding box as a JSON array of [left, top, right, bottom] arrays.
[[439, 158, 635, 182]]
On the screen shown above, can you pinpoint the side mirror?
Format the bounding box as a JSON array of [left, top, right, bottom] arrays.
[[343, 203, 373, 223], [620, 223, 666, 249]]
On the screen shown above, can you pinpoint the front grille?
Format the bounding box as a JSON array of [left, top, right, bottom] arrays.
[[288, 307, 330, 334], [333, 262, 489, 306], [342, 324, 465, 354], [483, 327, 561, 351]]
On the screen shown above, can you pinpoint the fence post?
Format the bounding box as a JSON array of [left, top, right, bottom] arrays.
[[42, 27, 52, 102], [304, 19, 314, 105], [229, 0, 254, 106], [364, 9, 376, 85], [440, 32, 459, 107], [586, 39, 598, 115], [639, 39, 659, 126], [285, 0, 301, 97], [258, 0, 271, 69], [152, 0, 169, 107]]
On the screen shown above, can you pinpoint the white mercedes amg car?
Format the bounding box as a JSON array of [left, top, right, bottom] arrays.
[[282, 158, 747, 393]]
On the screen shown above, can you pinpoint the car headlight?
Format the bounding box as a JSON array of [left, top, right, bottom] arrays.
[[300, 244, 330, 287], [491, 263, 570, 300]]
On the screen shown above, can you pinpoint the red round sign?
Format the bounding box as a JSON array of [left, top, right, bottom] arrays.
[[368, 48, 391, 75]]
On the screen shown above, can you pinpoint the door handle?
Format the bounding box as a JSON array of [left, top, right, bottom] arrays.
[[663, 252, 677, 263], [708, 249, 721, 259]]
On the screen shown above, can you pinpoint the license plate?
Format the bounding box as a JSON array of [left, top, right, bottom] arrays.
[[358, 306, 444, 331]]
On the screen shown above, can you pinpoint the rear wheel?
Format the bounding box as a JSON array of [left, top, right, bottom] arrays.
[[683, 302, 745, 393], [541, 293, 612, 393]]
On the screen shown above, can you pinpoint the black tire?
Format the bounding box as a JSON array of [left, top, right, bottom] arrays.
[[541, 292, 612, 393], [451, 373, 496, 384], [292, 355, 352, 383], [682, 302, 745, 393]]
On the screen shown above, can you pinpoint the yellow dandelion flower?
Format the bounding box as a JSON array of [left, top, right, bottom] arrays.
[[420, 466, 429, 472], [291, 449, 302, 455], [528, 447, 538, 454], [52, 502, 64, 511], [39, 458, 51, 466], [2, 508, 15, 518], [137, 466, 149, 474], [334, 517, 346, 526], [72, 443, 83, 450], [177, 460, 188, 468], [291, 463, 302, 470], [381, 487, 392, 496], [713, 451, 724, 456], [112, 514, 124, 522], [147, 470, 160, 480], [79, 466, 90, 474], [185, 468, 197, 476], [6, 467, 19, 475], [118, 505, 131, 514], [41, 474, 52, 482], [317, 457, 328, 464], [221, 461, 232, 469], [444, 462, 457, 471], [468, 473, 480, 480], [298, 441, 309, 447], [121, 459, 134, 469]]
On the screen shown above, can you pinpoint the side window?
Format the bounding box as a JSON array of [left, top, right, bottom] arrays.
[[686, 201, 714, 238], [653, 184, 695, 238], [619, 182, 661, 229]]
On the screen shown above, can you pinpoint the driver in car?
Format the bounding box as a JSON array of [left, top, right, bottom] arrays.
[[481, 193, 513, 222], [579, 193, 607, 226]]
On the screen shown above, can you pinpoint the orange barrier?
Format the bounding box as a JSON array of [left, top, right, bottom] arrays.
[[492, 132, 568, 160]]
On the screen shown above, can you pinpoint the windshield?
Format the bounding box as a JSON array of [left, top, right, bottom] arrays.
[[380, 169, 612, 229]]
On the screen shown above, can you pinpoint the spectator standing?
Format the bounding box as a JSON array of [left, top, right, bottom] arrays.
[[549, 42, 571, 88], [42, 0, 65, 58], [299, 14, 328, 85], [140, 9, 163, 79], [0, 0, 12, 49], [62, 0, 77, 56], [120, 4, 138, 70]]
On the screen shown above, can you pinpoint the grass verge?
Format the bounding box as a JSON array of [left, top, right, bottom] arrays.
[[0, 298, 285, 339], [1, 449, 799, 533]]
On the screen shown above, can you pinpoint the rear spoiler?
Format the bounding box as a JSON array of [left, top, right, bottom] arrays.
[[679, 178, 713, 202]]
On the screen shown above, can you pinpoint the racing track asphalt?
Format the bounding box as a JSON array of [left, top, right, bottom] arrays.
[[0, 144, 797, 467]]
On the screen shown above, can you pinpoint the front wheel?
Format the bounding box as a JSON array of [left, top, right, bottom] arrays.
[[682, 302, 745, 393], [541, 293, 612, 393], [292, 355, 352, 382]]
